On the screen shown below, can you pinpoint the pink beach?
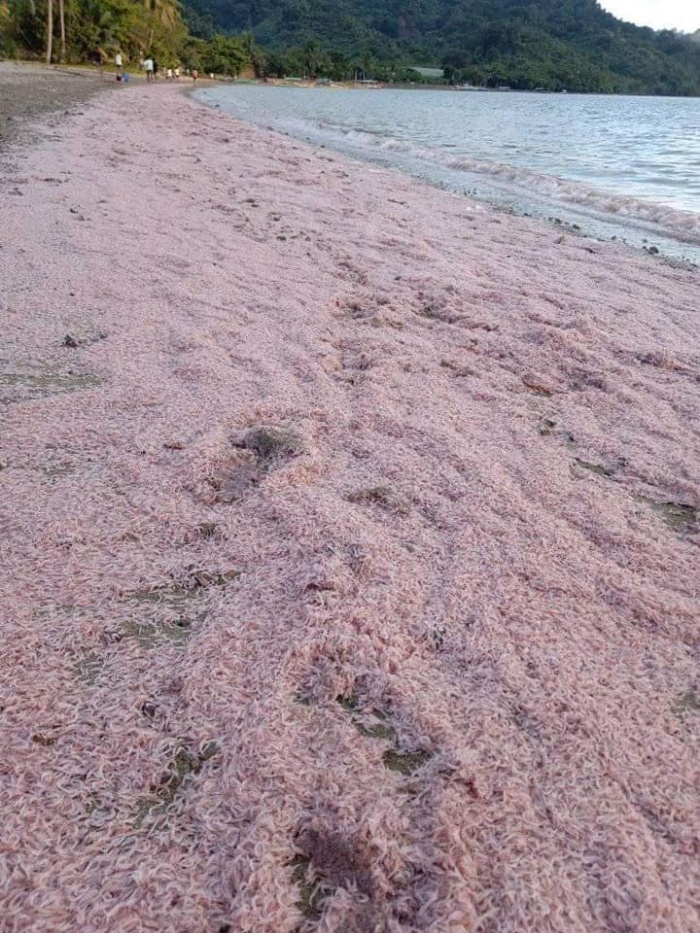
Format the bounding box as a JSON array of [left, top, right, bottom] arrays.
[[1, 82, 699, 932]]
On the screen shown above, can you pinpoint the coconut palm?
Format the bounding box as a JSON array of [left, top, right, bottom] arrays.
[[144, 0, 180, 29], [58, 0, 65, 60], [45, 0, 52, 61]]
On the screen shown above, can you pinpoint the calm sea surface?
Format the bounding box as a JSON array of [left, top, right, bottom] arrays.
[[197, 85, 700, 261]]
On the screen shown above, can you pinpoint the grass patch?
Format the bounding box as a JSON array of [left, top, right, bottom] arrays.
[[675, 689, 700, 715], [416, 304, 456, 323], [156, 745, 202, 805], [120, 617, 193, 648], [440, 359, 475, 378], [0, 370, 101, 402], [130, 568, 241, 603], [77, 652, 104, 684], [347, 485, 410, 517], [651, 501, 697, 533], [336, 694, 395, 739], [122, 570, 240, 648], [539, 419, 576, 443], [189, 569, 241, 588], [574, 458, 615, 478], [135, 741, 220, 824], [336, 693, 360, 714], [40, 461, 75, 482], [199, 740, 221, 761], [359, 715, 395, 741], [216, 427, 303, 503], [290, 855, 324, 922], [241, 427, 303, 465], [342, 300, 374, 320], [340, 701, 433, 778], [336, 694, 430, 773], [32, 731, 56, 747], [522, 376, 553, 397], [638, 497, 698, 534], [382, 748, 432, 775], [292, 827, 374, 918], [198, 521, 218, 539]]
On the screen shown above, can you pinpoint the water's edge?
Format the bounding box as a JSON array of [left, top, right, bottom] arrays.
[[194, 86, 700, 268]]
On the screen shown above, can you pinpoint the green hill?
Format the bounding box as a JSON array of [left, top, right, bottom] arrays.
[[183, 0, 700, 93]]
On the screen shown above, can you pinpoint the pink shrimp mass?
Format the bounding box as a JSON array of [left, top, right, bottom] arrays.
[[0, 83, 699, 932]]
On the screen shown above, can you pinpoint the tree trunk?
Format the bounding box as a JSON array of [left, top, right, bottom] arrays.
[[58, 0, 66, 62], [46, 0, 53, 64]]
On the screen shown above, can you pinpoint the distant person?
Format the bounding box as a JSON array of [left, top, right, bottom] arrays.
[[115, 51, 123, 70], [166, 67, 173, 81], [174, 66, 180, 81], [144, 57, 154, 82], [192, 69, 199, 82]]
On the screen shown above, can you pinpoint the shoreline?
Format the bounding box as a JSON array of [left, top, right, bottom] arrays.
[[193, 83, 700, 266], [0, 61, 108, 152], [0, 62, 220, 160], [1, 82, 699, 932]]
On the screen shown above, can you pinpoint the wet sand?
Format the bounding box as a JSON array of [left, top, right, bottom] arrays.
[[1, 83, 699, 932], [0, 62, 107, 152]]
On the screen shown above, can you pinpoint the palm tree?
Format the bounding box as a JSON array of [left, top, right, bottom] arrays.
[[138, 0, 181, 57], [45, 0, 53, 62], [58, 0, 65, 61], [144, 0, 180, 29]]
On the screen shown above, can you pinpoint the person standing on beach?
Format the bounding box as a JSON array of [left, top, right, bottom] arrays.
[[144, 56, 154, 82], [115, 51, 123, 71]]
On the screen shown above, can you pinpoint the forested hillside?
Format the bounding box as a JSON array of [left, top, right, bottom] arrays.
[[1, 0, 699, 93], [184, 0, 700, 93]]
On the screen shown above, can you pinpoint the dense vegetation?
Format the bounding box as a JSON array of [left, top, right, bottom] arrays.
[[1, 0, 699, 94], [185, 0, 700, 94], [0, 0, 251, 74]]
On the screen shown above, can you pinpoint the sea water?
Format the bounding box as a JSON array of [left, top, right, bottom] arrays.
[[196, 85, 700, 263]]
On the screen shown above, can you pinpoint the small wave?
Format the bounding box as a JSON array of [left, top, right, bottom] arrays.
[[443, 154, 700, 242], [321, 124, 700, 244], [378, 138, 410, 152]]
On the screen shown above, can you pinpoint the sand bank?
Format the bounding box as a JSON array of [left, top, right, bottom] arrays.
[[1, 82, 698, 932], [0, 62, 107, 152]]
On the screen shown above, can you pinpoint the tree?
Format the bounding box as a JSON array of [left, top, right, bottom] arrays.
[[202, 34, 248, 75], [58, 0, 65, 60], [301, 40, 330, 79], [145, 0, 179, 29], [45, 0, 53, 62]]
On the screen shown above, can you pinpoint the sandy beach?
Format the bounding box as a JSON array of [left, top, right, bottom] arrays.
[[0, 62, 107, 151], [1, 78, 699, 933]]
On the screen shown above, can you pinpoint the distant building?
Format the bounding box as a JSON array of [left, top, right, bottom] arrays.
[[408, 67, 445, 82]]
